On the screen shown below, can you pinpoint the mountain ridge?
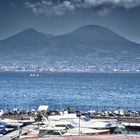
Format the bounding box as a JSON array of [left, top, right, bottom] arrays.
[[0, 25, 140, 72]]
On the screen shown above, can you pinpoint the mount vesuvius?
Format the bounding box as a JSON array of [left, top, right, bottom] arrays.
[[0, 25, 140, 72]]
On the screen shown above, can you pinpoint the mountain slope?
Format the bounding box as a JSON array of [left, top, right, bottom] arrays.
[[0, 28, 52, 55], [0, 25, 140, 56], [0, 25, 140, 71], [52, 25, 140, 55]]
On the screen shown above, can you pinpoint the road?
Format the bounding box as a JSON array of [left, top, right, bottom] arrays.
[[20, 135, 140, 140]]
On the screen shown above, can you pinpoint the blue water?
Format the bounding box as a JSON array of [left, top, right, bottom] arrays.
[[0, 72, 140, 111]]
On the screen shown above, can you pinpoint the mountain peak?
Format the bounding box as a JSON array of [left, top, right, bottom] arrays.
[[73, 24, 108, 32], [80, 24, 106, 29], [18, 28, 40, 36], [0, 27, 51, 47], [67, 24, 127, 42], [9, 28, 50, 41], [22, 28, 38, 33], [68, 24, 111, 36], [19, 28, 53, 38]]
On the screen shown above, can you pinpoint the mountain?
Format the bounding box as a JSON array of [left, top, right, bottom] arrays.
[[0, 28, 52, 55], [52, 25, 140, 55], [0, 25, 140, 72]]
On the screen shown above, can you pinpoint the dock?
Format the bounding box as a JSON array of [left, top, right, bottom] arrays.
[[0, 124, 37, 140]]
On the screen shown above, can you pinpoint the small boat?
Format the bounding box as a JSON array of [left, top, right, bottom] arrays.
[[39, 125, 109, 137], [0, 118, 23, 133], [123, 122, 140, 131], [55, 121, 110, 135], [51, 113, 118, 133], [0, 121, 15, 134], [0, 122, 6, 135], [46, 111, 118, 134]]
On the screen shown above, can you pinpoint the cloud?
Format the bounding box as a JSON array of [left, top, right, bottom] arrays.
[[25, 0, 75, 16], [24, 0, 140, 16], [83, 0, 140, 9], [54, 1, 75, 16], [97, 8, 111, 16]]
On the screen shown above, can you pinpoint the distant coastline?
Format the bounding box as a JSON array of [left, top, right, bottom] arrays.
[[0, 70, 140, 74]]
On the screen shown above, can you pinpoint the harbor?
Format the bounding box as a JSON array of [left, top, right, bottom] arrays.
[[0, 105, 140, 140], [1, 73, 140, 140]]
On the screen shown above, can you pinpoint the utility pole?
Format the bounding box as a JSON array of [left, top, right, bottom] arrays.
[[18, 123, 21, 139]]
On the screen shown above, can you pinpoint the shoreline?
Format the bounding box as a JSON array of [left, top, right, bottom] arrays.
[[1, 107, 140, 123], [0, 70, 140, 74]]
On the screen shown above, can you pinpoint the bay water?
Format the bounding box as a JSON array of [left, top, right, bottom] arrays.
[[0, 72, 140, 111]]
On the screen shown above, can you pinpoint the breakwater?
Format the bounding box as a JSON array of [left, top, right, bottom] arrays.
[[1, 107, 140, 123]]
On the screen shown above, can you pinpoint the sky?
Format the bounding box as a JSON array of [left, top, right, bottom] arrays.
[[0, 0, 140, 43]]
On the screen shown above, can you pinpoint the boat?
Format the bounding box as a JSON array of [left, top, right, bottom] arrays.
[[0, 119, 23, 128], [39, 125, 109, 137], [48, 113, 77, 121], [123, 122, 140, 131], [0, 121, 15, 135], [0, 118, 23, 135], [38, 127, 67, 137], [47, 120, 110, 135], [18, 115, 35, 124], [0, 122, 6, 135], [44, 109, 118, 133], [49, 113, 118, 133]]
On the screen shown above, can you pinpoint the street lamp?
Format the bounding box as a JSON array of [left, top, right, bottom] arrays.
[[77, 112, 81, 135]]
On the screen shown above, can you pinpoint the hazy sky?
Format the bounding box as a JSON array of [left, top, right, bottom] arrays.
[[0, 0, 140, 43]]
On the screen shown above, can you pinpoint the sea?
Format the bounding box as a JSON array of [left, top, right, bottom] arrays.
[[0, 72, 140, 111]]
